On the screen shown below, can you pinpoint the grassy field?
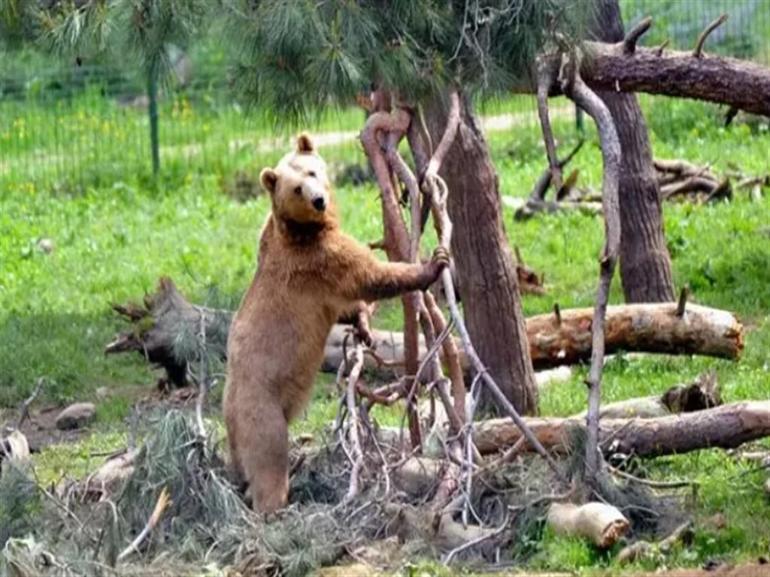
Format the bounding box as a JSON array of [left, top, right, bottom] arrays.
[[1, 91, 770, 574]]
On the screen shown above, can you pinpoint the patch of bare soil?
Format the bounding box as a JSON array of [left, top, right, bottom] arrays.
[[3, 385, 201, 454], [12, 406, 88, 453]]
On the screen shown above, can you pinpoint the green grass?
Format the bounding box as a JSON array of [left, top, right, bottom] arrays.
[[2, 92, 770, 573]]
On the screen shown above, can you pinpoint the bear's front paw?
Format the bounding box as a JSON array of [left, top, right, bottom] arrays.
[[430, 246, 451, 274]]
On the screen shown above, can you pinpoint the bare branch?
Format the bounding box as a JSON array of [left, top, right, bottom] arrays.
[[536, 56, 563, 193], [194, 307, 210, 440], [360, 110, 423, 450], [560, 51, 621, 484], [676, 286, 689, 318], [622, 16, 652, 54], [117, 487, 171, 562], [14, 378, 45, 431], [693, 13, 728, 58], [344, 344, 367, 501]]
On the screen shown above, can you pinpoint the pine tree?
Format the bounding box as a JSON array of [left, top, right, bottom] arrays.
[[225, 0, 589, 415], [225, 1, 587, 122], [35, 0, 210, 175]]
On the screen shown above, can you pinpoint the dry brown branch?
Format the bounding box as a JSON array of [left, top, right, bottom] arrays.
[[693, 13, 728, 58], [560, 51, 621, 483], [415, 93, 564, 481], [676, 286, 689, 317], [424, 291, 465, 426], [360, 110, 423, 449], [117, 486, 171, 562], [13, 377, 45, 431], [608, 465, 697, 489], [617, 521, 694, 564], [536, 56, 563, 192]]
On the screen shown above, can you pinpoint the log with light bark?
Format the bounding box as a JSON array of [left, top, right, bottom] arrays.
[[525, 302, 743, 369], [107, 280, 743, 385], [473, 401, 770, 458], [547, 502, 629, 549]]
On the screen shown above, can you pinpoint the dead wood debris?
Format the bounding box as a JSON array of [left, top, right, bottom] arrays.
[[510, 153, 768, 221]]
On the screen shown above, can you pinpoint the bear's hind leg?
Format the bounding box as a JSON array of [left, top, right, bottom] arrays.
[[235, 402, 290, 514]]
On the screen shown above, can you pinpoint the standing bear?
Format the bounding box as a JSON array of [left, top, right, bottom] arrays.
[[224, 133, 449, 514]]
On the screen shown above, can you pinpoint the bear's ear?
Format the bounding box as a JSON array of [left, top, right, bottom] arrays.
[[260, 168, 278, 194], [296, 132, 315, 154]]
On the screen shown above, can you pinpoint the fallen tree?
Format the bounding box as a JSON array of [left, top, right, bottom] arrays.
[[107, 280, 743, 386], [519, 16, 770, 118], [474, 401, 770, 458]]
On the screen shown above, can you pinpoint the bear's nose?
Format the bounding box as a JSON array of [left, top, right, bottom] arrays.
[[312, 197, 326, 212]]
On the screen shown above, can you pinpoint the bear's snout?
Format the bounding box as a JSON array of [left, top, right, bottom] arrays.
[[312, 197, 326, 212]]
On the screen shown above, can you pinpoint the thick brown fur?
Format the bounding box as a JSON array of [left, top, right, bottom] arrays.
[[224, 133, 448, 514]]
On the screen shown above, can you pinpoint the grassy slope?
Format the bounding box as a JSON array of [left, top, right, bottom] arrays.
[[1, 94, 770, 572]]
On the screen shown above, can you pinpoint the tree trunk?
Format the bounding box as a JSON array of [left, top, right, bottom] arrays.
[[591, 0, 675, 303], [424, 92, 537, 416], [474, 401, 770, 458], [147, 69, 160, 175]]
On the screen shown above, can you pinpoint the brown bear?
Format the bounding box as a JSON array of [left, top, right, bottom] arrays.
[[224, 133, 448, 514]]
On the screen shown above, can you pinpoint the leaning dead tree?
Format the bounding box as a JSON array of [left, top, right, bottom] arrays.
[[524, 13, 770, 117]]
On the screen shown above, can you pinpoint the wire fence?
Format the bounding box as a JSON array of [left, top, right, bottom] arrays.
[[1, 0, 768, 191]]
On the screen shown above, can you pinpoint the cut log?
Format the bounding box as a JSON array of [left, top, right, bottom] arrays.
[[474, 401, 770, 458], [547, 502, 629, 548], [108, 280, 744, 386], [526, 303, 743, 369]]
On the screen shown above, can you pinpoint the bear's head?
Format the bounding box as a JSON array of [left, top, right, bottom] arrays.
[[260, 134, 335, 230]]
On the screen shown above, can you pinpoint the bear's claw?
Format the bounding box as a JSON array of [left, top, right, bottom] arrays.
[[431, 246, 451, 268]]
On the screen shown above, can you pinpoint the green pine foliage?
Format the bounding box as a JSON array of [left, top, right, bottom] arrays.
[[36, 0, 210, 86], [224, 0, 592, 123]]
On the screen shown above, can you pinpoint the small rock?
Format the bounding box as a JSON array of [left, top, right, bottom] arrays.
[[55, 403, 96, 430], [37, 238, 55, 254], [95, 387, 110, 400]]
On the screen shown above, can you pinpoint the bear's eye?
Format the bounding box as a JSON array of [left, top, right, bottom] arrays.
[[308, 170, 316, 178], [294, 186, 302, 195]]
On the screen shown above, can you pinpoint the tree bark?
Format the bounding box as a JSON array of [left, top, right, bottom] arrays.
[[424, 91, 537, 416], [590, 0, 675, 303], [582, 41, 770, 118], [474, 401, 770, 458], [525, 302, 743, 368], [516, 37, 770, 120]]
